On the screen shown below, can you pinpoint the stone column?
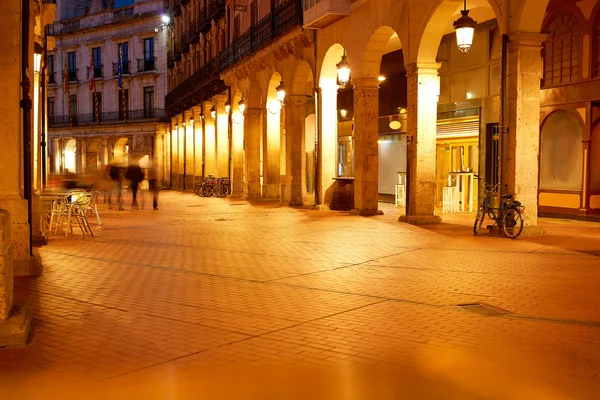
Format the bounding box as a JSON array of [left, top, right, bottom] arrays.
[[75, 139, 84, 174], [184, 110, 194, 191], [504, 33, 547, 228], [171, 117, 180, 190], [214, 95, 229, 178], [203, 101, 216, 177], [352, 78, 381, 216], [401, 63, 442, 225], [263, 101, 281, 200], [285, 95, 307, 206], [245, 107, 262, 200], [192, 106, 203, 185], [318, 83, 338, 208], [231, 106, 244, 197]]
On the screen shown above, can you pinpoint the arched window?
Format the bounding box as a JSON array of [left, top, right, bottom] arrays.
[[543, 13, 581, 86], [540, 110, 583, 191]]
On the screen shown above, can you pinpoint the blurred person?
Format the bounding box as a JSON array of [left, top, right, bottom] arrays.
[[108, 164, 125, 210], [125, 162, 144, 210], [147, 164, 160, 210]]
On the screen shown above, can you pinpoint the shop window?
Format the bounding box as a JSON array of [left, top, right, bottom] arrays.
[[543, 13, 581, 86], [594, 14, 600, 77], [540, 110, 583, 191], [590, 123, 600, 190]]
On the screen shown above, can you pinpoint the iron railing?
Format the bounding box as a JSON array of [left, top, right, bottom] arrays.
[[167, 51, 175, 68], [198, 7, 211, 33], [45, 24, 55, 36], [137, 57, 157, 72], [166, 55, 220, 106], [62, 20, 80, 34], [209, 0, 226, 21], [48, 72, 56, 84], [68, 69, 78, 81], [49, 108, 168, 127], [42, 0, 57, 3], [181, 31, 190, 53], [112, 61, 131, 75]]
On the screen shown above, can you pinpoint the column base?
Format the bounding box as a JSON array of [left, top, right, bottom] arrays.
[[313, 204, 329, 211], [0, 304, 33, 349], [399, 215, 442, 225], [350, 208, 384, 216], [14, 253, 43, 277]]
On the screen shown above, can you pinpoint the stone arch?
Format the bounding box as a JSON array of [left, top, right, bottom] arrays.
[[85, 137, 103, 173], [290, 60, 314, 96], [64, 139, 76, 173], [113, 137, 129, 166], [360, 26, 402, 80], [416, 0, 503, 63], [515, 0, 551, 33], [319, 43, 344, 86]]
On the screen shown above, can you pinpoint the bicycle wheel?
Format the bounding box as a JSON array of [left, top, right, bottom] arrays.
[[195, 184, 203, 196], [202, 184, 214, 197], [220, 184, 230, 197], [473, 205, 485, 235], [502, 208, 524, 239], [214, 185, 224, 198]]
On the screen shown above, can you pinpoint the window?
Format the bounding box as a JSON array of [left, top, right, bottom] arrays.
[[143, 38, 155, 71], [251, 1, 258, 26], [91, 92, 102, 122], [92, 47, 102, 77], [143, 86, 154, 118], [539, 110, 583, 190], [118, 42, 129, 74], [48, 96, 55, 123], [48, 55, 55, 84], [67, 51, 77, 81], [118, 89, 129, 120], [69, 94, 78, 124], [593, 15, 600, 77], [543, 13, 581, 86]]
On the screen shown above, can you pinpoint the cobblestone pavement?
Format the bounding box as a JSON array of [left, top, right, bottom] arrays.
[[1, 191, 600, 399]]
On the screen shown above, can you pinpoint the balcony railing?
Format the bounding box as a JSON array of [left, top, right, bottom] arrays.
[[189, 20, 199, 44], [167, 51, 175, 68], [181, 31, 190, 53], [49, 109, 168, 127], [112, 61, 131, 76], [198, 7, 211, 33], [220, 0, 302, 71], [45, 24, 56, 36], [62, 20, 80, 34], [88, 66, 103, 79], [42, 0, 57, 3], [173, 0, 182, 17], [48, 72, 56, 84], [209, 0, 226, 21], [113, 7, 134, 20], [68, 69, 77, 82], [137, 57, 157, 72]]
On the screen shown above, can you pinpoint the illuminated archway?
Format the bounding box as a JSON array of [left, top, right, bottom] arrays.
[[263, 72, 283, 199], [64, 139, 76, 173]]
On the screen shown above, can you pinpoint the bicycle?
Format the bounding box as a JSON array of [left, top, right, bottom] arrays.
[[195, 175, 216, 197], [473, 175, 525, 239]]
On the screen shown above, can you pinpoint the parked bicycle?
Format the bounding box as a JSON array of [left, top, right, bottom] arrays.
[[473, 175, 525, 239], [195, 175, 230, 198]]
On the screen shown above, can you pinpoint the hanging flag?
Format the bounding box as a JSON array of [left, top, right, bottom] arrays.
[[63, 58, 68, 94], [118, 47, 123, 89], [89, 56, 95, 91]]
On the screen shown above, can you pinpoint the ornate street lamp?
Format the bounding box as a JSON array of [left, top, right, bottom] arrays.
[[225, 100, 231, 114], [454, 0, 477, 54], [336, 50, 350, 88], [33, 52, 42, 75], [238, 98, 245, 114], [276, 80, 285, 104], [210, 105, 216, 119]]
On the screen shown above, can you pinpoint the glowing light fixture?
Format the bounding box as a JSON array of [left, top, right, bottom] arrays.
[[454, 0, 477, 54], [225, 101, 231, 114], [389, 120, 401, 130], [336, 50, 350, 88], [190, 117, 194, 124], [238, 98, 245, 114], [175, 123, 178, 130], [276, 81, 285, 104], [33, 52, 42, 74], [339, 109, 347, 118], [161, 15, 170, 24], [210, 105, 216, 119], [398, 107, 407, 114], [378, 75, 386, 82], [466, 92, 473, 99]]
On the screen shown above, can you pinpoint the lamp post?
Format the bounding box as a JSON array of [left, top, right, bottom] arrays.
[[336, 50, 350, 88], [276, 80, 285, 104], [454, 0, 477, 54]]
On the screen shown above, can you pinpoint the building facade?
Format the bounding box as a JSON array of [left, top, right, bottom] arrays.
[[47, 0, 170, 183], [164, 0, 599, 223]]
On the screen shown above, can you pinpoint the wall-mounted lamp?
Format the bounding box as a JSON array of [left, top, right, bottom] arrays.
[[339, 109, 347, 118], [276, 81, 285, 104], [336, 50, 350, 88], [175, 123, 178, 130], [210, 105, 216, 119], [33, 52, 42, 75], [225, 101, 231, 114], [378, 75, 386, 82], [238, 98, 245, 114], [454, 0, 477, 54], [267, 100, 281, 114], [398, 107, 407, 114], [190, 117, 194, 124]]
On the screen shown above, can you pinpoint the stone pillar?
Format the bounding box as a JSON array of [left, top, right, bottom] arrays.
[[203, 101, 216, 177], [285, 95, 307, 206], [263, 101, 281, 200], [215, 95, 229, 178], [184, 110, 194, 191], [352, 78, 381, 216], [504, 33, 546, 228], [192, 106, 203, 185], [245, 107, 262, 200], [402, 63, 442, 225], [75, 139, 84, 174], [231, 106, 244, 197], [318, 83, 338, 207], [171, 117, 180, 190]]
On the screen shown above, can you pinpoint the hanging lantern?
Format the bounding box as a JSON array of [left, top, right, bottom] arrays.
[[454, 0, 477, 54], [225, 101, 231, 114], [336, 50, 350, 88], [210, 105, 216, 119], [276, 81, 285, 104], [238, 98, 245, 114]]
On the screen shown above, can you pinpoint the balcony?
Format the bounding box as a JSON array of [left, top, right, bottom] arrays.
[[88, 66, 103, 79], [48, 72, 56, 85], [61, 20, 80, 34], [112, 61, 131, 76], [42, 0, 57, 3], [181, 31, 190, 53], [209, 0, 226, 21], [173, 0, 182, 17], [137, 57, 157, 73], [189, 20, 199, 44], [68, 69, 77, 82], [48, 109, 169, 127], [220, 0, 302, 71], [165, 55, 226, 116], [45, 24, 56, 36], [167, 51, 175, 69], [198, 8, 211, 33], [302, 0, 350, 29]]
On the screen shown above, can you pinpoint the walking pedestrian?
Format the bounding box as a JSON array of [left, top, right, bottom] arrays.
[[108, 164, 125, 210], [125, 162, 144, 209], [148, 164, 160, 210]]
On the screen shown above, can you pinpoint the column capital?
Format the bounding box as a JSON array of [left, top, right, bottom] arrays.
[[191, 106, 202, 119], [508, 32, 548, 50], [405, 62, 442, 77], [214, 94, 227, 104], [202, 101, 213, 112], [175, 114, 183, 124], [183, 109, 193, 120], [352, 77, 380, 88]]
